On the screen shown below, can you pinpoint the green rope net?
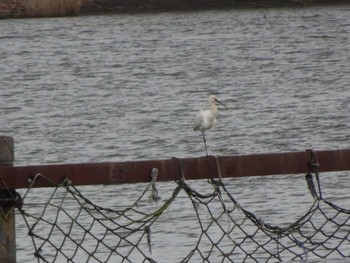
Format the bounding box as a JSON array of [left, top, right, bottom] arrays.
[[14, 168, 350, 262]]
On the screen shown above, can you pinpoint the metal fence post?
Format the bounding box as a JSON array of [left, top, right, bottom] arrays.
[[0, 136, 16, 263]]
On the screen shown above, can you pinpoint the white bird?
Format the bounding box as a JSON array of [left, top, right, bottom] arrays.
[[193, 95, 231, 155]]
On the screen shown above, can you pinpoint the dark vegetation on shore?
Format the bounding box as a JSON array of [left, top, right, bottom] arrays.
[[0, 0, 349, 18]]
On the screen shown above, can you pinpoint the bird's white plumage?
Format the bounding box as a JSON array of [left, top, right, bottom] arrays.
[[193, 95, 219, 132], [193, 95, 229, 155], [193, 109, 217, 132]]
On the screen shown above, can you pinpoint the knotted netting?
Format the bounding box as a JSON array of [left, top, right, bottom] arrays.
[[13, 166, 350, 262]]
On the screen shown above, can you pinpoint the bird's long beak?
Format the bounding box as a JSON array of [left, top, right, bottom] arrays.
[[215, 99, 232, 111]]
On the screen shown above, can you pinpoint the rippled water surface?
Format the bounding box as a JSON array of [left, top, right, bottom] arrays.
[[1, 4, 350, 263]]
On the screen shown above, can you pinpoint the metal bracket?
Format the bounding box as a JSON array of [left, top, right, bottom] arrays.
[[0, 191, 23, 211]]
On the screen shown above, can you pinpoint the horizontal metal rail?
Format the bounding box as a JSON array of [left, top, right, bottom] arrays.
[[0, 149, 349, 189]]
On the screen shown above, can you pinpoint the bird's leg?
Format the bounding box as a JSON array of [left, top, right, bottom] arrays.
[[201, 131, 208, 156]]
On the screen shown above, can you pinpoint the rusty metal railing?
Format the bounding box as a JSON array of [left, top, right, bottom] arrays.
[[0, 148, 349, 189]]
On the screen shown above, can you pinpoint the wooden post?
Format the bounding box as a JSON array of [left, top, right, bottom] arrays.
[[0, 136, 16, 263]]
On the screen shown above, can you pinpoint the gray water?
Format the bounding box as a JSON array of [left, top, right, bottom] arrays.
[[1, 5, 350, 263]]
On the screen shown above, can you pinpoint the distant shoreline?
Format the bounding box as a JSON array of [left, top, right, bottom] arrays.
[[0, 0, 349, 18]]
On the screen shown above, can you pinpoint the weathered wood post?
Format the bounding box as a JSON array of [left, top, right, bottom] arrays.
[[0, 136, 16, 263]]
